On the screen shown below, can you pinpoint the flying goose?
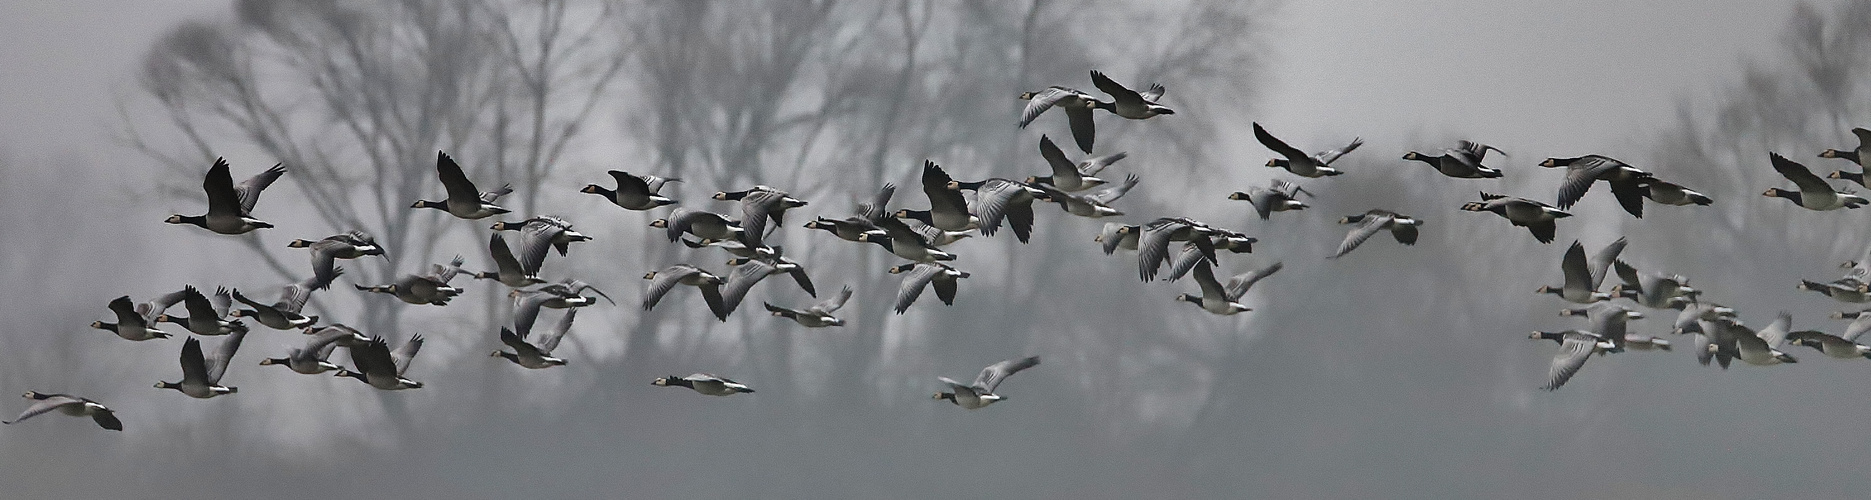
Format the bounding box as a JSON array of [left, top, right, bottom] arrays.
[[652, 373, 754, 396], [509, 286, 588, 338], [1819, 127, 1871, 171], [1832, 310, 1871, 342], [1798, 278, 1871, 303], [583, 170, 678, 210], [1329, 210, 1421, 259], [258, 324, 368, 375], [1033, 174, 1137, 219], [1536, 238, 1626, 303], [1541, 155, 1653, 218], [1136, 217, 1220, 281], [490, 216, 589, 276], [948, 177, 1044, 243], [890, 262, 969, 314], [1459, 192, 1569, 244], [335, 335, 426, 390], [1227, 179, 1310, 220], [354, 256, 467, 306], [1162, 241, 1220, 283], [287, 231, 384, 285], [714, 258, 802, 321], [411, 152, 512, 219], [1175, 260, 1281, 316], [528, 278, 614, 309], [1558, 302, 1646, 351], [714, 186, 808, 247], [472, 233, 546, 288], [935, 356, 1040, 410], [859, 216, 957, 263], [725, 248, 815, 298], [902, 219, 975, 247], [493, 309, 576, 369], [1764, 152, 1867, 210], [1636, 178, 1713, 206], [1787, 329, 1871, 360], [229, 270, 340, 330], [1089, 70, 1173, 120], [155, 333, 245, 399], [90, 294, 178, 341], [1096, 223, 1141, 255], [1716, 313, 1798, 366], [1402, 141, 1506, 178], [165, 158, 284, 234], [805, 183, 894, 242], [1018, 86, 1102, 153], [156, 285, 247, 336], [1529, 330, 1615, 391], [1160, 230, 1257, 282], [4, 392, 121, 431], [1608, 260, 1697, 309], [642, 264, 727, 316], [1254, 122, 1363, 178], [1028, 135, 1109, 192], [896, 161, 976, 232], [682, 237, 779, 261], [766, 286, 852, 327], [650, 208, 747, 244]]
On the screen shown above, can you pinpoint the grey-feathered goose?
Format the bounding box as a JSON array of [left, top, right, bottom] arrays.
[[714, 186, 808, 248], [472, 233, 546, 288], [1254, 122, 1362, 178], [1765, 153, 1867, 210], [1529, 330, 1615, 391], [890, 262, 969, 314], [230, 270, 340, 330], [1636, 178, 1713, 206], [1089, 70, 1173, 120], [493, 309, 575, 369], [1136, 217, 1219, 281], [1559, 301, 1646, 351], [583, 170, 678, 210], [155, 333, 245, 399], [355, 256, 467, 306], [1459, 192, 1569, 244], [642, 264, 727, 316], [1027, 135, 1109, 192], [259, 324, 368, 375], [859, 217, 956, 263], [1819, 127, 1871, 172], [804, 183, 894, 242], [653, 373, 754, 396], [1096, 223, 1141, 255], [1330, 210, 1421, 259], [897, 161, 977, 232], [1175, 260, 1281, 316], [1541, 155, 1653, 218], [411, 152, 512, 219], [166, 158, 284, 235], [335, 335, 425, 390], [1033, 174, 1137, 219], [714, 258, 802, 321], [726, 248, 814, 298], [490, 216, 589, 276], [4, 392, 121, 431], [1536, 238, 1626, 303], [949, 177, 1045, 243], [531, 278, 614, 308], [1787, 328, 1871, 360], [935, 356, 1040, 410], [1715, 313, 1798, 366], [1161, 230, 1257, 282], [1227, 179, 1310, 220], [1832, 309, 1871, 342], [1402, 141, 1506, 179], [1018, 87, 1102, 153], [902, 219, 975, 247], [156, 285, 247, 336], [766, 286, 852, 327], [1608, 260, 1698, 309], [91, 294, 177, 341], [651, 208, 747, 244], [509, 286, 587, 339], [287, 231, 384, 285], [1798, 278, 1871, 303], [682, 237, 778, 261]]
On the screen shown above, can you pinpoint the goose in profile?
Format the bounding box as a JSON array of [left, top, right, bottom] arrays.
[[1175, 260, 1281, 316], [1096, 223, 1141, 255], [287, 231, 384, 285], [258, 324, 368, 375], [652, 373, 754, 396], [165, 157, 284, 234], [650, 208, 747, 244], [335, 335, 426, 390], [1227, 179, 1310, 220], [1558, 302, 1646, 351], [1529, 330, 1615, 391], [804, 183, 894, 242], [1329, 210, 1420, 259], [509, 286, 588, 338], [725, 248, 814, 298], [1089, 70, 1173, 120], [90, 294, 180, 341], [1541, 154, 1653, 218], [766, 286, 852, 328], [583, 170, 678, 210], [411, 152, 512, 219], [472, 233, 546, 288], [1716, 313, 1798, 366], [935, 356, 1039, 410], [155, 333, 245, 399], [4, 392, 121, 431], [714, 186, 808, 247], [1636, 178, 1713, 206], [890, 262, 969, 314], [490, 216, 589, 275], [1027, 135, 1113, 192], [156, 285, 247, 336], [1798, 278, 1871, 303], [1764, 152, 1867, 210], [1033, 174, 1137, 219], [1136, 217, 1220, 281], [1402, 141, 1505, 178], [1253, 122, 1362, 178], [230, 270, 340, 330], [1459, 192, 1569, 243], [1608, 260, 1698, 309], [1160, 230, 1257, 282], [715, 258, 802, 321], [1819, 127, 1871, 180], [948, 177, 1044, 243], [1787, 329, 1871, 360], [493, 309, 576, 369], [355, 256, 467, 306], [525, 278, 614, 310], [682, 237, 778, 262], [1018, 86, 1102, 153], [642, 264, 727, 316], [859, 217, 956, 263], [1536, 238, 1626, 303], [902, 219, 975, 247], [896, 161, 976, 232]]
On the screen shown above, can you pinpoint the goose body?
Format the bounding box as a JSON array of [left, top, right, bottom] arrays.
[[1329, 210, 1420, 259], [1227, 179, 1310, 220], [642, 264, 728, 316], [583, 170, 677, 210], [1765, 153, 1867, 210], [935, 356, 1039, 410], [260, 324, 368, 375], [155, 333, 245, 399], [1175, 260, 1280, 316], [1402, 141, 1505, 178], [1459, 192, 1569, 243], [91, 295, 174, 341], [1254, 122, 1362, 178], [653, 373, 754, 396], [1089, 70, 1173, 120], [287, 231, 383, 285], [335, 335, 425, 390], [4, 392, 121, 431], [493, 309, 575, 369], [165, 158, 283, 235], [1018, 86, 1103, 153], [356, 256, 466, 306], [890, 262, 969, 314], [412, 152, 511, 219], [766, 286, 852, 328]]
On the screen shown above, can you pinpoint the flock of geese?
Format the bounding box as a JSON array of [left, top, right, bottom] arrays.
[[8, 69, 1870, 431]]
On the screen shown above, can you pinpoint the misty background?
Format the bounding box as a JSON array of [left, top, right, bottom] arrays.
[[2, 1, 1868, 498]]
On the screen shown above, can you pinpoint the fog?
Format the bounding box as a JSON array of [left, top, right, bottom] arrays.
[[2, 1, 1868, 498]]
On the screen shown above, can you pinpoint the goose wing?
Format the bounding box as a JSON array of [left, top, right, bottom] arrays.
[[857, 183, 896, 224], [435, 152, 485, 208], [643, 265, 703, 311], [390, 335, 424, 376], [921, 161, 971, 226], [1136, 219, 1185, 281], [1560, 241, 1593, 295], [1065, 105, 1097, 154], [1138, 83, 1166, 103], [1038, 135, 1084, 187], [234, 163, 286, 214], [537, 309, 575, 353], [108, 296, 142, 326], [1079, 152, 1126, 176], [973, 356, 1040, 393], [894, 265, 940, 314], [1191, 260, 1228, 302], [178, 337, 210, 385], [1543, 332, 1599, 390], [812, 286, 854, 314], [1252, 122, 1309, 163], [350, 337, 397, 378], [4, 394, 82, 425], [607, 170, 655, 197], [971, 179, 1023, 237], [1225, 262, 1283, 300], [488, 233, 529, 280], [1018, 86, 1076, 128], [1086, 174, 1140, 205], [516, 220, 560, 276], [204, 329, 246, 383], [719, 260, 777, 319], [932, 267, 961, 306], [499, 327, 546, 360], [1164, 242, 1211, 281], [201, 158, 243, 217], [1759, 311, 1793, 347], [1090, 70, 1143, 107], [1587, 237, 1628, 290], [180, 286, 218, 323], [139, 289, 191, 323], [511, 291, 551, 338], [1312, 137, 1364, 165], [1771, 152, 1835, 194], [1332, 214, 1392, 259]]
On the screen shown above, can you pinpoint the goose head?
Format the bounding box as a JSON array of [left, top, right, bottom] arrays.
[[580, 184, 607, 194], [648, 219, 669, 228], [1822, 149, 1846, 159], [410, 200, 444, 209], [1226, 192, 1251, 201]]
